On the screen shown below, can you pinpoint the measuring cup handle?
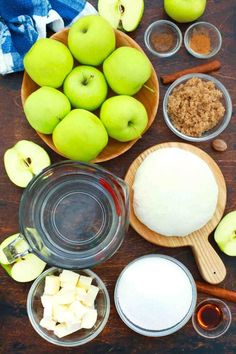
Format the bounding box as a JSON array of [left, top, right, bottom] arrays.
[[116, 178, 129, 204], [2, 234, 29, 264], [191, 238, 226, 285]]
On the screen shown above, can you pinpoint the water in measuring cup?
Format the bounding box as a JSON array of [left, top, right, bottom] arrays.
[[32, 172, 119, 255]]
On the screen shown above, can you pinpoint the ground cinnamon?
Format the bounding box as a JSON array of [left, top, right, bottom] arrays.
[[189, 30, 211, 55], [151, 32, 174, 52]]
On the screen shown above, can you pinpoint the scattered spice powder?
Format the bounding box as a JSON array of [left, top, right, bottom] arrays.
[[167, 77, 225, 137], [189, 29, 211, 55], [151, 32, 175, 52]]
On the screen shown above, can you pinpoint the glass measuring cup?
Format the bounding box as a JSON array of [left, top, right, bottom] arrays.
[[3, 161, 129, 269]]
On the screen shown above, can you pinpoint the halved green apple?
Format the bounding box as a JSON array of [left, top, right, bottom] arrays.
[[0, 234, 46, 282], [214, 211, 236, 256], [4, 140, 50, 188], [98, 0, 144, 32]]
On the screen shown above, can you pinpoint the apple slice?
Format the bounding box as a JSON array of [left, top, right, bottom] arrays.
[[0, 234, 28, 264], [4, 140, 50, 188], [214, 211, 236, 256], [0, 234, 46, 282], [98, 0, 144, 32]]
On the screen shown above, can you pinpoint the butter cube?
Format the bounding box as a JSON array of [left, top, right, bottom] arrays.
[[59, 270, 79, 289], [77, 275, 92, 291], [70, 300, 88, 320], [60, 282, 77, 290], [53, 304, 68, 322], [44, 275, 60, 295], [82, 285, 99, 307], [43, 303, 53, 319], [41, 295, 54, 308], [76, 287, 87, 301], [64, 309, 79, 326], [40, 318, 56, 331], [54, 323, 81, 338], [54, 288, 76, 305], [81, 309, 97, 329]]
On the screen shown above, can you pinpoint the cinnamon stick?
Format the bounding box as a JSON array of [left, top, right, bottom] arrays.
[[196, 281, 236, 303], [161, 60, 221, 85]]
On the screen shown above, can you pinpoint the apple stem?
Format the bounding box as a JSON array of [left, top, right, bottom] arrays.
[[144, 84, 155, 94], [82, 74, 94, 86]]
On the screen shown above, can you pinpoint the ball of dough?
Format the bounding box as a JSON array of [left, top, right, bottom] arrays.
[[133, 148, 218, 237]]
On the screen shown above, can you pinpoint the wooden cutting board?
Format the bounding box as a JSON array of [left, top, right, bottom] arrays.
[[125, 142, 227, 285]]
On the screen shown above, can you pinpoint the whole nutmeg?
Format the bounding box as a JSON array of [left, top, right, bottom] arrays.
[[212, 139, 227, 152]]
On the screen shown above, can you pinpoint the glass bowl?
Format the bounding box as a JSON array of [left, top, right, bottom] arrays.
[[114, 255, 197, 336], [16, 160, 129, 269], [184, 22, 222, 59], [163, 73, 232, 142], [144, 20, 182, 57], [27, 267, 110, 347], [192, 298, 231, 338]]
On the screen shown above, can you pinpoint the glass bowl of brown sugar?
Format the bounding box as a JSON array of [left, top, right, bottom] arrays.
[[163, 73, 232, 142], [184, 22, 222, 59], [144, 20, 182, 58]]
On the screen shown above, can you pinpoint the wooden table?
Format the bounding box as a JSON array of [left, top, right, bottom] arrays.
[[0, 0, 235, 353]]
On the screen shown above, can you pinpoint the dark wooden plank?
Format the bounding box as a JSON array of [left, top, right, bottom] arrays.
[[0, 0, 236, 353]]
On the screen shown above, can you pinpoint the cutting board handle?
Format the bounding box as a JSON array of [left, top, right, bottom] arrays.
[[191, 239, 226, 284]]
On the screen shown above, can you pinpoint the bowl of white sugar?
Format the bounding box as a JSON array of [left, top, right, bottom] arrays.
[[114, 254, 197, 336]]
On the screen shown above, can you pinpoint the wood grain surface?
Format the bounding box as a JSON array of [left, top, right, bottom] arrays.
[[0, 0, 236, 353]]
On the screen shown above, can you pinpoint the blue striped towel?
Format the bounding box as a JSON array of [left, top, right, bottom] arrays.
[[0, 0, 97, 75]]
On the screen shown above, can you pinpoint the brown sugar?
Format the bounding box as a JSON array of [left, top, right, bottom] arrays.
[[189, 30, 211, 55], [167, 77, 225, 137], [151, 32, 175, 52]]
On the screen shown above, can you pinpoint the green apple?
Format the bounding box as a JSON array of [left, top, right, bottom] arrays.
[[98, 0, 144, 32], [164, 0, 206, 23], [68, 15, 115, 66], [53, 109, 108, 161], [24, 87, 71, 134], [63, 66, 107, 111], [0, 234, 46, 282], [214, 211, 236, 256], [4, 140, 50, 188], [100, 95, 148, 142], [103, 46, 152, 95], [24, 38, 74, 88]]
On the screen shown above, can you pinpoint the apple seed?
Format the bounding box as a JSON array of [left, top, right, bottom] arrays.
[[24, 157, 32, 167], [119, 4, 125, 14]]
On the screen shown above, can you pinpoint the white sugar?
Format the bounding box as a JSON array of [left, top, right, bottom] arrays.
[[116, 256, 193, 331]]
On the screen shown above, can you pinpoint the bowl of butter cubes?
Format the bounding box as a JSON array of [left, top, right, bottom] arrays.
[[27, 267, 110, 346]]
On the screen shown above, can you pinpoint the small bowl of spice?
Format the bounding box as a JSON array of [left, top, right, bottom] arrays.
[[163, 73, 232, 142], [184, 22, 222, 59], [144, 20, 182, 58]]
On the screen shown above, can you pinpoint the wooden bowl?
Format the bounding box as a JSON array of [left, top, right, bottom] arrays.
[[21, 29, 159, 163], [125, 142, 227, 285]]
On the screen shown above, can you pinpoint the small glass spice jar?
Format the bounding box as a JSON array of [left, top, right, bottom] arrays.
[[144, 20, 182, 58], [192, 298, 231, 338], [184, 22, 222, 59]]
